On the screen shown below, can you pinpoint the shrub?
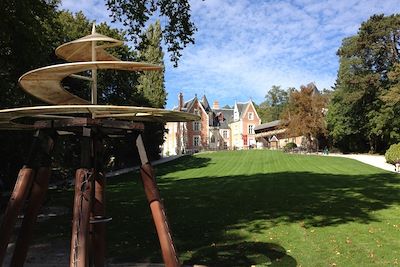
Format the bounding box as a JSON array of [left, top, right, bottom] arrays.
[[283, 142, 297, 152], [385, 143, 400, 164]]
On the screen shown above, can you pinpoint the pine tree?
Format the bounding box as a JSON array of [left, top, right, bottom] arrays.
[[136, 21, 167, 160], [137, 20, 166, 108]]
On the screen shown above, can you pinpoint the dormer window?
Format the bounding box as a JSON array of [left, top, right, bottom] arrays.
[[248, 112, 254, 120]]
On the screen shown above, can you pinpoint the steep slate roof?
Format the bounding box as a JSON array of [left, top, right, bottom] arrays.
[[183, 96, 197, 111], [236, 102, 247, 117], [201, 95, 212, 112], [214, 109, 234, 123], [213, 108, 234, 129]]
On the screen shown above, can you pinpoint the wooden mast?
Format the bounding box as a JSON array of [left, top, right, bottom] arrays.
[[91, 23, 98, 105]]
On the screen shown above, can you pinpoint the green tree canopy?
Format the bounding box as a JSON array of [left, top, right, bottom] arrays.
[[256, 85, 290, 123], [137, 20, 166, 108], [327, 14, 400, 152], [106, 0, 197, 66]]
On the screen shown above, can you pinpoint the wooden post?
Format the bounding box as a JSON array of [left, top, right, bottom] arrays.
[[91, 173, 106, 267], [70, 169, 93, 267], [10, 132, 55, 267], [0, 129, 44, 265], [0, 168, 35, 265], [91, 134, 106, 267], [70, 127, 93, 267], [10, 167, 51, 267], [136, 135, 180, 267], [91, 23, 97, 105]]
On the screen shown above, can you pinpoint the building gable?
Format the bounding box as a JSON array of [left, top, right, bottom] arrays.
[[241, 101, 261, 123]]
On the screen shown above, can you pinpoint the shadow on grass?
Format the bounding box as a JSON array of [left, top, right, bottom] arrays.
[[108, 154, 212, 185], [34, 155, 400, 266], [100, 157, 400, 265], [185, 242, 297, 267]]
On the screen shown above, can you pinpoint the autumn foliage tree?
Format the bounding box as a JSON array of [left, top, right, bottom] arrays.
[[281, 83, 328, 150]]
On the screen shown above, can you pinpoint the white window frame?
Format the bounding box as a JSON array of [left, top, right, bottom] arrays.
[[248, 124, 254, 134], [193, 121, 201, 131], [223, 130, 228, 138], [193, 135, 200, 147], [248, 112, 254, 120]]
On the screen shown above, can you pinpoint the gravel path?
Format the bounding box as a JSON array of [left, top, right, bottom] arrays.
[[328, 153, 398, 173]]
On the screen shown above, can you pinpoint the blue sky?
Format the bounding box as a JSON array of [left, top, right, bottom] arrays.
[[60, 0, 400, 109]]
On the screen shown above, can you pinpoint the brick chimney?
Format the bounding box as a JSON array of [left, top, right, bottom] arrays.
[[178, 92, 184, 111], [213, 100, 220, 109]]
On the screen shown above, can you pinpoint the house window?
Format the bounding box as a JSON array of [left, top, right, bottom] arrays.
[[248, 112, 254, 120], [248, 125, 254, 134], [193, 121, 201, 131], [223, 130, 228, 138], [224, 142, 228, 149], [193, 136, 200, 147], [194, 108, 200, 116], [243, 135, 248, 146]]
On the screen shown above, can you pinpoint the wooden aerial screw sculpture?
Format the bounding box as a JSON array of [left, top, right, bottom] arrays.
[[0, 24, 198, 267]]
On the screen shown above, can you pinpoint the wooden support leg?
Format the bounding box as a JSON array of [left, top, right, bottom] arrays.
[[91, 134, 106, 267], [136, 135, 180, 267], [0, 130, 47, 265], [70, 169, 93, 267], [70, 127, 94, 267], [0, 168, 35, 265], [91, 172, 106, 267], [11, 131, 55, 267], [10, 167, 51, 267]]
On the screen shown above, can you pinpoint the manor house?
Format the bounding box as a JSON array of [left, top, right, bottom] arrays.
[[163, 93, 261, 155]]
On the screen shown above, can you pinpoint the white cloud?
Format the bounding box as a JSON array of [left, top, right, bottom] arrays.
[[59, 0, 400, 108], [60, 0, 111, 24], [165, 0, 400, 107]]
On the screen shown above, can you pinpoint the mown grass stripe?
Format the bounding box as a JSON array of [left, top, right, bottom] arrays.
[[32, 150, 400, 266]]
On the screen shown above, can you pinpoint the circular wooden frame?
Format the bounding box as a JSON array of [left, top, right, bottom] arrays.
[[19, 61, 162, 105], [0, 105, 200, 129]]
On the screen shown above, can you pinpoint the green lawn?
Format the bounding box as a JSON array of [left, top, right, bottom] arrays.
[[37, 150, 400, 266]]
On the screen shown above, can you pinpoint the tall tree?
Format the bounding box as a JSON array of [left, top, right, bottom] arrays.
[[282, 83, 328, 150], [0, 0, 60, 108], [327, 14, 400, 152], [106, 0, 197, 66], [0, 0, 60, 189], [136, 21, 167, 159], [137, 20, 166, 108]]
